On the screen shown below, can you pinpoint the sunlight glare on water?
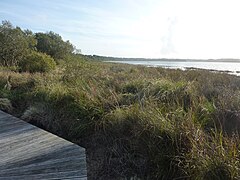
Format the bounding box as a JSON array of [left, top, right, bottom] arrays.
[[108, 61, 240, 76]]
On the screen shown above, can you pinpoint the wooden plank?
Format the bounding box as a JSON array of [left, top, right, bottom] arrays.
[[0, 110, 87, 179]]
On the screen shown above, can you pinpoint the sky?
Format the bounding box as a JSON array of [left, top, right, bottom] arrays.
[[1, 0, 240, 59]]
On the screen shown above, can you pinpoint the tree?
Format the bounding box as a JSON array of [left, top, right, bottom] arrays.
[[24, 29, 37, 50], [19, 51, 56, 73], [35, 31, 74, 60], [0, 21, 29, 66]]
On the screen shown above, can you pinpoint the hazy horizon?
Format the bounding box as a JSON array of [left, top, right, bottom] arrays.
[[88, 55, 240, 61], [1, 0, 240, 59]]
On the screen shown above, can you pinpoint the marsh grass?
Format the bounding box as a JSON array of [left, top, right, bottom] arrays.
[[1, 55, 240, 179]]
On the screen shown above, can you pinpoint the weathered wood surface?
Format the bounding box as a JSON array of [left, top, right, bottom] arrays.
[[0, 110, 87, 179]]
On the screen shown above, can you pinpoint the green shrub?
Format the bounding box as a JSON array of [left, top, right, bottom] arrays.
[[19, 51, 56, 73], [203, 164, 231, 180], [122, 80, 147, 94]]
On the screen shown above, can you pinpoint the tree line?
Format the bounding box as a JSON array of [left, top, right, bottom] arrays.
[[0, 20, 76, 72]]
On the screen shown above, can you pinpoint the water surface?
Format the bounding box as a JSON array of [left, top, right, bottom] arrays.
[[107, 60, 240, 76]]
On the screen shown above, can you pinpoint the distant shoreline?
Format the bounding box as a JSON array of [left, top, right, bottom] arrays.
[[104, 59, 240, 76], [109, 59, 240, 63], [87, 55, 240, 63]]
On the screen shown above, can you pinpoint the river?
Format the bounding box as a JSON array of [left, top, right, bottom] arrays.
[[107, 60, 240, 76]]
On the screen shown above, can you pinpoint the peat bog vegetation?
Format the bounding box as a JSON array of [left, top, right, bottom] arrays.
[[1, 21, 240, 179]]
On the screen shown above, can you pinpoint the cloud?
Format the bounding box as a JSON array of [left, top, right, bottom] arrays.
[[161, 17, 177, 55]]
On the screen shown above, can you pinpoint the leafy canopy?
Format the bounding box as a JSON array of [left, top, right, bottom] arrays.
[[0, 21, 29, 66], [19, 51, 56, 73], [35, 31, 74, 60]]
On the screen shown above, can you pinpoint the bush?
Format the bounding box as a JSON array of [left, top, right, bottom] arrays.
[[19, 51, 56, 73]]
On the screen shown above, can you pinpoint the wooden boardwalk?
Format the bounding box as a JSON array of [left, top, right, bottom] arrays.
[[0, 110, 87, 179]]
